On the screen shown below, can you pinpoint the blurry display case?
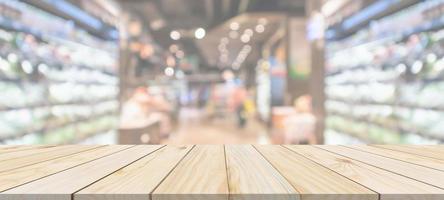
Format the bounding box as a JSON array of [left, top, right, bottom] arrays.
[[325, 0, 444, 144], [0, 0, 119, 144]]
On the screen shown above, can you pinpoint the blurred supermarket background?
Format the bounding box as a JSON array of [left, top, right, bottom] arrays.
[[1, 0, 444, 145]]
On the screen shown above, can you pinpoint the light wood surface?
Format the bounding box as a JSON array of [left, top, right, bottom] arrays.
[[2, 145, 162, 200], [0, 145, 56, 154], [76, 145, 193, 200], [372, 145, 444, 160], [255, 145, 377, 200], [319, 145, 444, 190], [349, 145, 444, 171], [0, 145, 131, 192], [286, 145, 444, 200], [0, 145, 100, 173], [152, 145, 228, 200], [225, 145, 297, 200], [0, 145, 443, 200]]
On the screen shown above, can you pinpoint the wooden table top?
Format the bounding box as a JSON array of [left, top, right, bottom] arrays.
[[0, 145, 444, 200]]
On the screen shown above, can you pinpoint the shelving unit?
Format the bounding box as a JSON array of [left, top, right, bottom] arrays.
[[325, 0, 444, 144], [0, 1, 119, 144]]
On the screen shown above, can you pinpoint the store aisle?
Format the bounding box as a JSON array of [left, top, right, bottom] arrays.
[[164, 108, 271, 144]]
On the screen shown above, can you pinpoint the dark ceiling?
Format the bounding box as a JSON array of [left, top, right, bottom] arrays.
[[119, 0, 306, 68]]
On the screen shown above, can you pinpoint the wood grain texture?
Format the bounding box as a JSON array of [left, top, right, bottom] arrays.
[[0, 145, 101, 173], [225, 145, 298, 200], [152, 145, 228, 200], [0, 145, 67, 162], [319, 145, 444, 190], [372, 145, 444, 160], [0, 145, 131, 192], [0, 145, 56, 154], [0, 145, 443, 199], [349, 145, 444, 171], [1, 145, 162, 200], [286, 145, 444, 200], [75, 145, 193, 200], [254, 145, 377, 200]]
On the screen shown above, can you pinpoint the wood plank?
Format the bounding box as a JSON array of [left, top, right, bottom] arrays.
[[0, 145, 101, 173], [254, 145, 377, 200], [319, 145, 444, 190], [286, 145, 444, 200], [75, 145, 193, 200], [0, 145, 131, 192], [0, 145, 65, 161], [372, 145, 444, 160], [0, 145, 56, 154], [152, 145, 228, 200], [225, 145, 298, 200], [1, 145, 162, 200], [349, 145, 444, 171]]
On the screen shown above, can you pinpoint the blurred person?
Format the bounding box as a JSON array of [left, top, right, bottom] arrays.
[[146, 87, 173, 137], [120, 87, 173, 138], [120, 87, 151, 123], [232, 86, 248, 129], [283, 95, 317, 144]]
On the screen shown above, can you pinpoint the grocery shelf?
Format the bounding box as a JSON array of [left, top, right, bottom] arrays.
[[65, 126, 115, 144], [0, 97, 116, 112], [325, 0, 444, 144], [328, 97, 444, 112], [327, 126, 380, 144], [327, 0, 420, 40], [327, 110, 444, 142], [0, 111, 117, 143], [0, 1, 119, 145], [0, 77, 117, 86]]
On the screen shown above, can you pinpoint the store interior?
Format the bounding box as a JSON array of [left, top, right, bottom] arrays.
[[0, 0, 443, 145]]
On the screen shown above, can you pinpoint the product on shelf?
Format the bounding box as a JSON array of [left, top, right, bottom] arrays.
[[325, 0, 444, 144], [0, 1, 119, 144]]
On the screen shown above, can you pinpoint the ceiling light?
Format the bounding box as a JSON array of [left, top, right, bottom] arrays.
[[170, 30, 181, 40], [7, 53, 18, 63], [169, 44, 179, 53], [255, 24, 265, 33], [150, 19, 165, 31], [427, 53, 437, 63], [396, 63, 406, 74], [176, 50, 184, 59], [194, 28, 206, 39], [21, 60, 33, 74], [411, 61, 423, 74], [244, 29, 253, 36], [229, 31, 238, 39], [38, 63, 48, 73], [164, 67, 175, 76], [140, 44, 154, 58], [240, 34, 250, 43], [230, 22, 240, 30], [129, 21, 142, 36], [166, 56, 176, 67]]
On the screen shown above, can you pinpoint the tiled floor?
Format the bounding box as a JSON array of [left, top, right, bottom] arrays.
[[164, 108, 271, 144]]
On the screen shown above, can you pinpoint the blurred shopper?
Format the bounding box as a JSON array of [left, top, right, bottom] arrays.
[[232, 86, 248, 129], [120, 87, 151, 122], [121, 87, 173, 138], [283, 95, 317, 144]]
